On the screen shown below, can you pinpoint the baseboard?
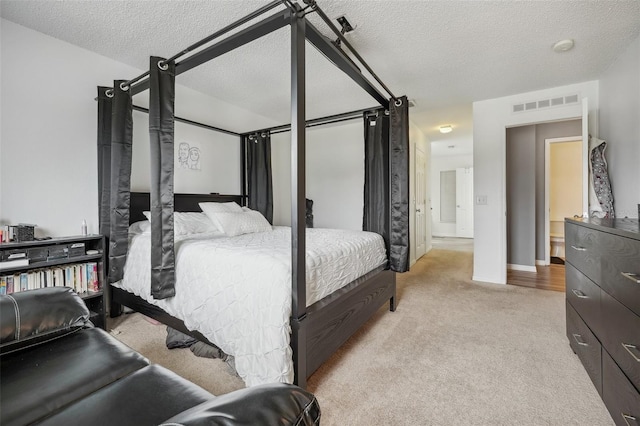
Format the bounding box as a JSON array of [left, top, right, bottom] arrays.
[[507, 263, 537, 272], [535, 260, 548, 266], [471, 275, 506, 285]]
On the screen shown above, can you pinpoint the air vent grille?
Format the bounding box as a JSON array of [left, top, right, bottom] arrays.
[[512, 93, 580, 114]]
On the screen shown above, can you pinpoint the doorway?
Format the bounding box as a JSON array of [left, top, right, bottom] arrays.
[[505, 117, 586, 292], [544, 137, 582, 265], [432, 167, 474, 238]]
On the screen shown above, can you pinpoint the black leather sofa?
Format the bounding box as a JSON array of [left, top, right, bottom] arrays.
[[0, 287, 320, 426]]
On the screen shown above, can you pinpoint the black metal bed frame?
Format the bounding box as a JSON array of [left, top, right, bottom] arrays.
[[107, 0, 399, 388]]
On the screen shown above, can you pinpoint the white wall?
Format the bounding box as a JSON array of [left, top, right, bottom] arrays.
[[598, 34, 640, 219], [130, 111, 240, 194], [472, 81, 599, 284], [550, 141, 583, 225], [430, 154, 473, 237], [0, 20, 275, 237], [272, 121, 364, 230]]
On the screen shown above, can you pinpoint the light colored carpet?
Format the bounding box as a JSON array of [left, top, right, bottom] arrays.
[[109, 249, 613, 425]]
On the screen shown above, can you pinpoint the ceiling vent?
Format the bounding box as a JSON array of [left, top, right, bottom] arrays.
[[512, 93, 580, 113]]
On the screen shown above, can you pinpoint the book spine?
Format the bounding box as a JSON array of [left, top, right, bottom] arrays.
[[6, 275, 14, 294]]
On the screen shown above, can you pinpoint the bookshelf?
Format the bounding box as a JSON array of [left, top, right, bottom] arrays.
[[0, 235, 107, 329]]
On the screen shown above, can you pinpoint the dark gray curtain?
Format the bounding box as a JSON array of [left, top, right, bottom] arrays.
[[363, 109, 390, 258], [148, 56, 176, 299], [108, 81, 133, 283], [363, 97, 410, 273], [389, 96, 410, 272], [245, 132, 273, 223], [97, 87, 112, 239]]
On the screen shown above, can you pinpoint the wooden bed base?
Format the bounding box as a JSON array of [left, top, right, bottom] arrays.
[[111, 192, 396, 388]]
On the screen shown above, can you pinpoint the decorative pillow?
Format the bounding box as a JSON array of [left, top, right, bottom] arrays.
[[214, 211, 272, 237], [129, 220, 151, 235], [142, 211, 218, 235], [199, 202, 244, 230]]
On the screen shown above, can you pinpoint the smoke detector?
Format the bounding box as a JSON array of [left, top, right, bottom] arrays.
[[552, 39, 574, 53]]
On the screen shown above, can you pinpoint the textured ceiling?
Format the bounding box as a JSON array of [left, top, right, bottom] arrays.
[[2, 0, 640, 149]]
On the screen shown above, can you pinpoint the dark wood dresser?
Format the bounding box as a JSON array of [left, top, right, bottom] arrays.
[[565, 217, 640, 425]]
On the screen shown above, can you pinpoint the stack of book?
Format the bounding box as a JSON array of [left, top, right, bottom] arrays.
[[0, 262, 100, 295]]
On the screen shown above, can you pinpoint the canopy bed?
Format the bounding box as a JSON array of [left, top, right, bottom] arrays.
[[97, 0, 409, 388]]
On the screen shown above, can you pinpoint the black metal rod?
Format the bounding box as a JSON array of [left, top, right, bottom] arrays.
[[260, 106, 379, 135], [306, 21, 388, 107], [290, 11, 307, 323], [311, 2, 398, 102], [290, 7, 307, 389], [271, 114, 358, 134], [131, 9, 290, 96], [122, 0, 285, 89], [132, 105, 241, 137]]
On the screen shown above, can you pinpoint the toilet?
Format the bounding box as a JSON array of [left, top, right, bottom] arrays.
[[550, 234, 565, 258], [550, 221, 565, 259]]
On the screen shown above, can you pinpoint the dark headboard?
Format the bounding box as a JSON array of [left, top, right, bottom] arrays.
[[129, 192, 246, 224]]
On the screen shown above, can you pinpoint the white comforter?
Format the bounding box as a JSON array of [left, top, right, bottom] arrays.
[[114, 226, 386, 386]]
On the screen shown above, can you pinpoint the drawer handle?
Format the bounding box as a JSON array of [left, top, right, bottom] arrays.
[[622, 343, 640, 362], [622, 413, 637, 426], [571, 289, 588, 299], [621, 272, 640, 284], [572, 334, 588, 346], [571, 245, 587, 252]]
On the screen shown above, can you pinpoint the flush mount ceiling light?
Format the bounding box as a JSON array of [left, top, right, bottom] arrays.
[[439, 125, 453, 134], [552, 39, 574, 53]]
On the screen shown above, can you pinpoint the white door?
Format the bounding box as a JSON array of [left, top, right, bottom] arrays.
[[415, 147, 427, 259], [456, 167, 474, 238]]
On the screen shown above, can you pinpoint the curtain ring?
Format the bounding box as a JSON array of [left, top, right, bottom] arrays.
[[119, 82, 129, 91], [248, 135, 254, 141], [384, 110, 390, 115], [158, 60, 169, 71], [261, 132, 267, 138], [105, 89, 114, 98], [394, 98, 402, 107]]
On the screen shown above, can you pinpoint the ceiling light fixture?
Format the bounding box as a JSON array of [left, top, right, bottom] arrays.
[[552, 39, 574, 53], [439, 125, 453, 134]]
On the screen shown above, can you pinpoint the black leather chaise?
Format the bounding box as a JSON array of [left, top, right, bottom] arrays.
[[0, 287, 320, 426]]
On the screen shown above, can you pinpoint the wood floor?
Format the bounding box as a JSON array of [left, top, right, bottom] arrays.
[[507, 264, 566, 292]]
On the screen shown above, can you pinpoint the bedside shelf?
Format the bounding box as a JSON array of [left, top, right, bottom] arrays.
[[0, 235, 107, 330]]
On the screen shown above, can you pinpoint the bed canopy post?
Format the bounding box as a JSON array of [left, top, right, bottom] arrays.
[[289, 6, 307, 388]]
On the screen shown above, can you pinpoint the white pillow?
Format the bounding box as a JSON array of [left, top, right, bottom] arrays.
[[129, 220, 151, 235], [142, 211, 218, 235], [199, 202, 244, 230], [214, 210, 272, 237]]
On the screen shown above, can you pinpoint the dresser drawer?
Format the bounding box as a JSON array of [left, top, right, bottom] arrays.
[[566, 263, 602, 337], [566, 300, 602, 395], [566, 222, 602, 283], [566, 222, 640, 317], [602, 350, 640, 426], [601, 290, 640, 392]]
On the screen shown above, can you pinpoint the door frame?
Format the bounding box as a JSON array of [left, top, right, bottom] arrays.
[[415, 145, 427, 259], [543, 136, 582, 265]]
